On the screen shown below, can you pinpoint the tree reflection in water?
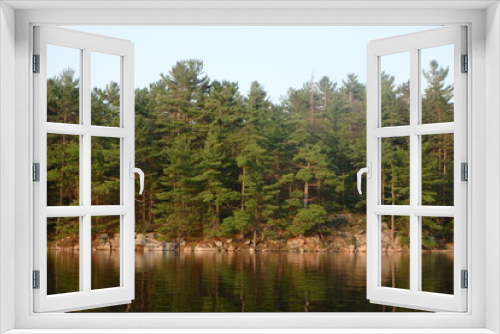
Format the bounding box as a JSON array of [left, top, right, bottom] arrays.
[[46, 250, 454, 312]]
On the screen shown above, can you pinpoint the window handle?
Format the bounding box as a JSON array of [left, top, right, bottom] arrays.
[[129, 162, 145, 195], [357, 162, 371, 195]]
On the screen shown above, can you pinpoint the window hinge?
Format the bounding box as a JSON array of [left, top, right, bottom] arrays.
[[461, 54, 468, 73], [33, 270, 40, 289], [461, 270, 468, 289], [461, 162, 468, 182], [33, 54, 40, 73], [33, 163, 40, 182]]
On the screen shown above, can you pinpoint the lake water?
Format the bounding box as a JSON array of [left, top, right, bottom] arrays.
[[47, 250, 453, 312]]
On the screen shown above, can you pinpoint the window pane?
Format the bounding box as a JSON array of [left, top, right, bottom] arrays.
[[421, 217, 454, 295], [47, 44, 80, 124], [381, 52, 410, 127], [381, 215, 410, 290], [91, 137, 121, 205], [47, 217, 80, 295], [421, 133, 454, 206], [91, 52, 121, 127], [381, 137, 410, 205], [91, 215, 121, 290], [47, 134, 80, 206], [421, 44, 454, 124]]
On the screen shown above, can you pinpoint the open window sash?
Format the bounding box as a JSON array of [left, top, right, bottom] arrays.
[[33, 26, 135, 312], [366, 26, 467, 312]]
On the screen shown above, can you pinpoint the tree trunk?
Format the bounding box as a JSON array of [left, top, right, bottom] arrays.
[[303, 162, 310, 208], [304, 179, 309, 208], [241, 166, 246, 210], [390, 154, 396, 245]]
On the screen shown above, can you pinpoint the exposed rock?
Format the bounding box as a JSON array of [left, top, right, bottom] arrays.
[[194, 243, 216, 251], [94, 243, 111, 251], [146, 232, 158, 239], [183, 245, 194, 252], [286, 238, 305, 249], [305, 236, 321, 246], [357, 245, 367, 252], [214, 241, 223, 248], [226, 239, 233, 244], [227, 244, 235, 251], [244, 240, 251, 245], [110, 236, 120, 247], [266, 240, 284, 250], [144, 242, 164, 251], [164, 243, 178, 251], [97, 233, 109, 240], [135, 233, 146, 245]]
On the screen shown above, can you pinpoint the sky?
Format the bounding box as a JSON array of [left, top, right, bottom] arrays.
[[50, 26, 454, 103]]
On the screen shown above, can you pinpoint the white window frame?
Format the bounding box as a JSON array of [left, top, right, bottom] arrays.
[[366, 26, 467, 312], [0, 2, 499, 333], [33, 26, 136, 313]]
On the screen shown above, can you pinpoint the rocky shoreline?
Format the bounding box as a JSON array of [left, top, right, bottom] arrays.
[[47, 215, 453, 252], [47, 230, 412, 253]]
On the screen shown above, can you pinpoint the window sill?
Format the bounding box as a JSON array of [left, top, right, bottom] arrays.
[[3, 329, 498, 334]]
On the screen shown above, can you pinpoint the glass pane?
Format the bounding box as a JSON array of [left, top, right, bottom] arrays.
[[47, 44, 80, 124], [47, 134, 80, 206], [91, 137, 121, 205], [421, 44, 454, 124], [421, 133, 454, 206], [381, 137, 410, 205], [381, 215, 410, 290], [421, 217, 454, 294], [91, 215, 121, 290], [381, 52, 410, 127], [47, 217, 80, 295], [91, 52, 121, 127]]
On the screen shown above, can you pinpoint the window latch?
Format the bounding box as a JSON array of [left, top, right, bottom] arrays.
[[357, 162, 372, 195], [129, 162, 145, 195]]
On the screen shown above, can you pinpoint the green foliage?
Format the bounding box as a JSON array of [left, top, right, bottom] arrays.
[[46, 59, 454, 249], [287, 205, 327, 236], [221, 211, 251, 236]]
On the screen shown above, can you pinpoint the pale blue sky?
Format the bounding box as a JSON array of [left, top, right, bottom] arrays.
[[51, 26, 454, 102]]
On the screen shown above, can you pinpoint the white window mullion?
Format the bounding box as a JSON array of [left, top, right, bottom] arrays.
[[409, 46, 420, 295], [372, 126, 411, 138], [413, 123, 454, 135], [78, 48, 85, 294], [366, 44, 380, 301], [82, 47, 92, 295], [122, 49, 135, 292]]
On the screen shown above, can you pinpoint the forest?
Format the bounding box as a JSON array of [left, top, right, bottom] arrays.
[[46, 59, 454, 250]]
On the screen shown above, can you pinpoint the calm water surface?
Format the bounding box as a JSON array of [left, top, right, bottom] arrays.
[[47, 250, 453, 312]]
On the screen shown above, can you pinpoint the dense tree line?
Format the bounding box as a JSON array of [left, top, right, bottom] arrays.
[[47, 59, 454, 249]]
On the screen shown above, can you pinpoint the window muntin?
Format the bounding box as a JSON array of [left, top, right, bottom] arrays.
[[33, 25, 135, 313], [366, 26, 467, 312]]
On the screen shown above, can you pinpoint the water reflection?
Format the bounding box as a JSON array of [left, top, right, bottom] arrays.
[[46, 250, 452, 312]]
